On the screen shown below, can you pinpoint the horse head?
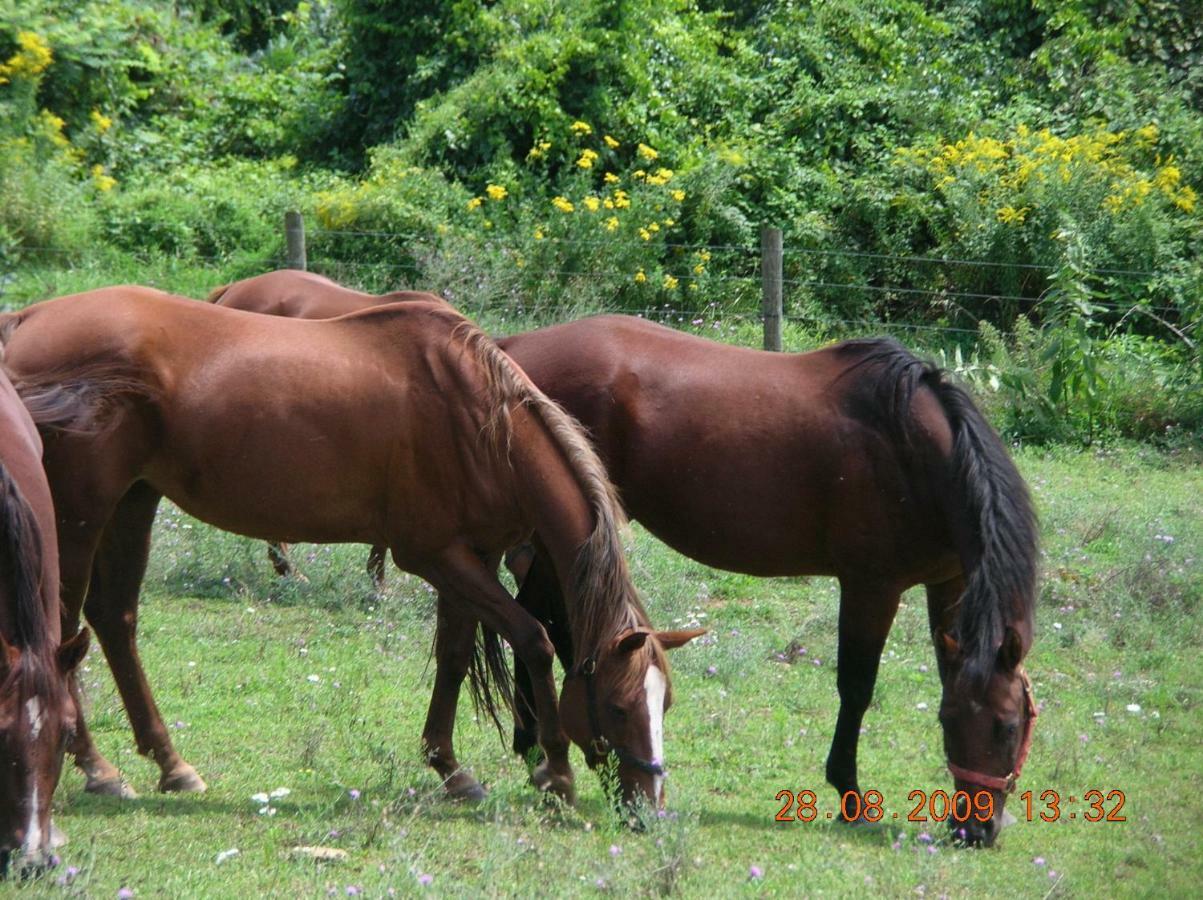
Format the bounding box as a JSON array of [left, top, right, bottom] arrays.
[[935, 626, 1036, 847], [559, 627, 705, 813], [0, 630, 89, 877]]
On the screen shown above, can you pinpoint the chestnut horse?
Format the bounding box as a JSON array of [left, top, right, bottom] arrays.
[[206, 270, 1039, 843], [0, 287, 702, 808], [0, 368, 89, 876], [209, 270, 395, 582]]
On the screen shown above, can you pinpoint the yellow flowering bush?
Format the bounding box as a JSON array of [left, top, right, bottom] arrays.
[[895, 122, 1201, 323]]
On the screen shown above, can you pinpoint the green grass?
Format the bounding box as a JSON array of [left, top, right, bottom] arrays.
[[2, 444, 1199, 898]]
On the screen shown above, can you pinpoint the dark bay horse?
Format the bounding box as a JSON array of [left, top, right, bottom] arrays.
[[0, 368, 89, 875], [0, 287, 702, 808], [497, 316, 1039, 846], [204, 270, 1039, 843]]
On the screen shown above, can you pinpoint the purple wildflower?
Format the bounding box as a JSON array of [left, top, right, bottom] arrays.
[[749, 865, 764, 880]]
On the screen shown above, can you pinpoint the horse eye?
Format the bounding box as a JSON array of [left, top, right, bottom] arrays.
[[606, 704, 627, 720]]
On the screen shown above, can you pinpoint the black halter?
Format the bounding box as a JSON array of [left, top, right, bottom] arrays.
[[576, 656, 666, 778]]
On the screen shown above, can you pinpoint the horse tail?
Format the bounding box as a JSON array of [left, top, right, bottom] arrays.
[[0, 311, 161, 436], [0, 458, 48, 653], [206, 283, 232, 303], [465, 626, 513, 738], [837, 338, 1039, 685]]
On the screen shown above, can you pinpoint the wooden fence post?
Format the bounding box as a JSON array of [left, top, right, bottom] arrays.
[[761, 226, 783, 351], [285, 211, 307, 271]]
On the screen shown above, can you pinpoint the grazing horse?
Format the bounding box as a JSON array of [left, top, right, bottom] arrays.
[[200, 270, 1040, 841], [0, 287, 702, 808], [209, 270, 396, 583], [496, 316, 1039, 847], [0, 368, 89, 876]]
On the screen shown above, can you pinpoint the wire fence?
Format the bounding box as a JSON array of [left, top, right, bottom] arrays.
[[4, 218, 1191, 350]]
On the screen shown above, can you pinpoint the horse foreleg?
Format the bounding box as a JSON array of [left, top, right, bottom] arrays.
[[86, 484, 206, 793], [428, 543, 574, 803], [825, 577, 902, 821], [509, 548, 574, 764], [420, 598, 487, 801]]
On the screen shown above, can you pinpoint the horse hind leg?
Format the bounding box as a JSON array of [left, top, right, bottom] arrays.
[[420, 598, 488, 802], [367, 545, 387, 589], [267, 541, 292, 577], [824, 576, 902, 820], [85, 483, 206, 793]]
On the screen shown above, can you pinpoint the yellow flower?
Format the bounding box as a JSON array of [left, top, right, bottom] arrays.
[[603, 198, 615, 209], [552, 196, 574, 213], [527, 140, 551, 160], [662, 218, 674, 227], [90, 109, 113, 134], [604, 216, 619, 231], [467, 196, 484, 210], [0, 31, 53, 82], [604, 135, 620, 149], [571, 121, 592, 135], [693, 264, 706, 274], [583, 196, 600, 212], [996, 206, 1029, 225], [696, 249, 711, 262], [604, 172, 620, 184], [663, 275, 678, 289], [1136, 123, 1159, 144], [639, 228, 651, 241], [1174, 186, 1197, 213], [577, 148, 599, 169], [637, 143, 658, 161], [671, 189, 685, 202], [486, 183, 508, 201], [612, 190, 630, 209], [534, 227, 545, 240], [90, 164, 116, 192], [634, 270, 647, 283], [647, 222, 660, 233], [633, 169, 647, 180]]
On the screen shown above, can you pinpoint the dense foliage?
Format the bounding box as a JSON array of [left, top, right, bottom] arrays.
[[1, 0, 1200, 443]]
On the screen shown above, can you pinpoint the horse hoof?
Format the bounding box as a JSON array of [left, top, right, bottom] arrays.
[[85, 777, 138, 799], [159, 765, 208, 793], [447, 779, 487, 803], [445, 770, 486, 803], [530, 763, 575, 805]]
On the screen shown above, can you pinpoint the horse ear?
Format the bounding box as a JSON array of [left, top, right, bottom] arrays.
[[57, 628, 90, 674], [938, 630, 960, 661], [997, 626, 1023, 672], [613, 629, 651, 655], [656, 628, 707, 650]]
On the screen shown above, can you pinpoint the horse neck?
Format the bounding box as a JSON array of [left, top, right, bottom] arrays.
[[507, 404, 646, 660]]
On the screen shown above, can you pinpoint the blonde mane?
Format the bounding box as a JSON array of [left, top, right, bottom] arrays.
[[451, 317, 651, 660]]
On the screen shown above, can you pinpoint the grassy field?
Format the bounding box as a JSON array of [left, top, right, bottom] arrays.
[[0, 443, 1197, 898]]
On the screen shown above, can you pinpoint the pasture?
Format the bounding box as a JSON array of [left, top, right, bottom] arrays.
[[3, 443, 1199, 898]]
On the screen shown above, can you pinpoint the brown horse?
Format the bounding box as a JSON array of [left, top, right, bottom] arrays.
[[496, 316, 1039, 847], [0, 287, 702, 809], [203, 270, 1040, 843], [209, 270, 395, 583], [0, 367, 89, 876]]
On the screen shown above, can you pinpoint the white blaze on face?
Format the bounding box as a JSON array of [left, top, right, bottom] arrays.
[[644, 664, 667, 802], [25, 698, 43, 741], [20, 699, 46, 858], [21, 785, 41, 857]]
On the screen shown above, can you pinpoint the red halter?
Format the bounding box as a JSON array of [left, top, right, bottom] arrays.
[[946, 669, 1037, 795]]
